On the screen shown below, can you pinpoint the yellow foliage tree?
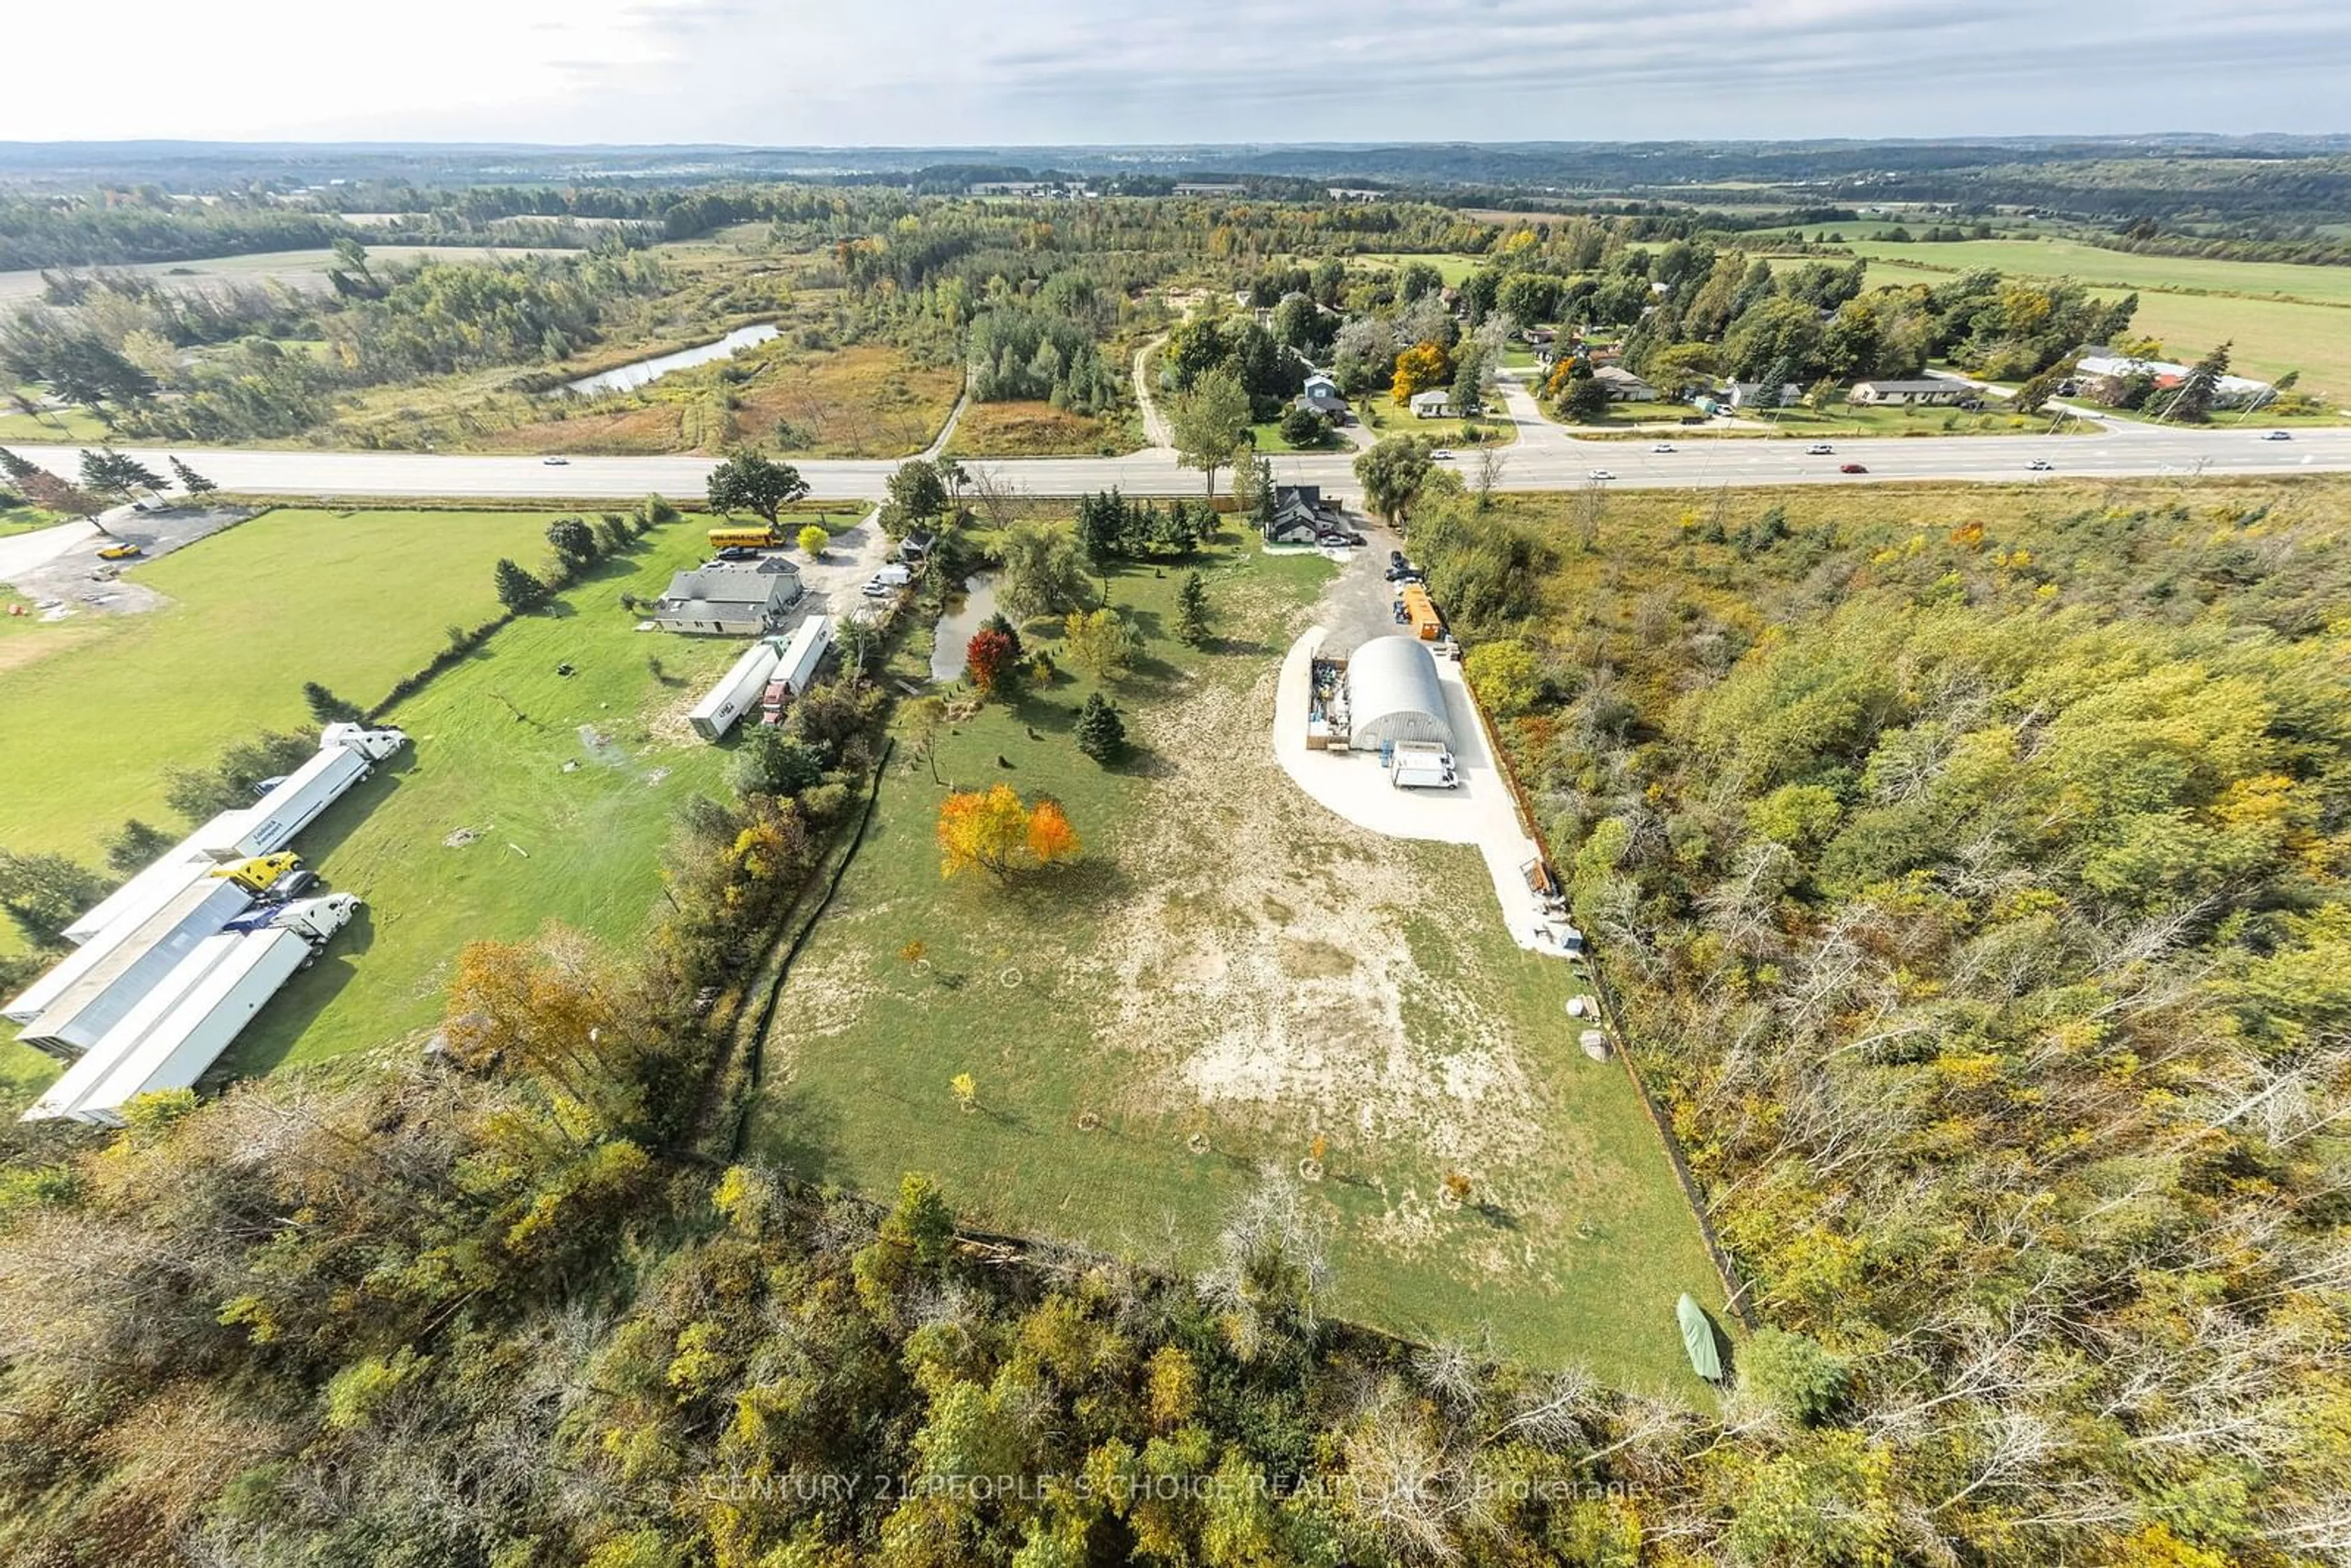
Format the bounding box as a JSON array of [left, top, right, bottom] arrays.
[[937, 785, 1081, 882], [1026, 798, 1082, 866], [1391, 340, 1453, 407]]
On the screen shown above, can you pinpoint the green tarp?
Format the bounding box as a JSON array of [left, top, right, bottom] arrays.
[[1678, 1293, 1722, 1381]]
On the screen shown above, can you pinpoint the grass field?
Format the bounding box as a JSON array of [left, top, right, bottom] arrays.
[[754, 529, 1727, 1390], [1352, 252, 1487, 286], [1843, 236, 2351, 306], [0, 501, 60, 538], [220, 528, 745, 1074], [948, 399, 1141, 457]]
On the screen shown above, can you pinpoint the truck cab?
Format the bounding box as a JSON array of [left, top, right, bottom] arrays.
[[210, 852, 301, 893]]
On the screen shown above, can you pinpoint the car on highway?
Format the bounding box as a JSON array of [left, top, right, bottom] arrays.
[[542, 456, 569, 465], [1430, 448, 1456, 461], [2264, 429, 2293, 441], [1807, 443, 1835, 455], [1651, 441, 1676, 453], [96, 542, 143, 560], [1839, 462, 1868, 475], [1586, 468, 1616, 481], [2028, 458, 2054, 471]]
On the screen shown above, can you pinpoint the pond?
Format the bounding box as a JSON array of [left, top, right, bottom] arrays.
[[562, 322, 778, 396], [929, 573, 1000, 684]]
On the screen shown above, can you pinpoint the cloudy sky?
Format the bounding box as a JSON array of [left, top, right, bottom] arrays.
[[4, 0, 2347, 144]]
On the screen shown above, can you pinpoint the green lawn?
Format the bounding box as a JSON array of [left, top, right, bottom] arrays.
[[1847, 235, 2351, 306], [1353, 252, 1487, 286], [754, 530, 1727, 1392], [0, 501, 59, 538], [220, 530, 744, 1074]]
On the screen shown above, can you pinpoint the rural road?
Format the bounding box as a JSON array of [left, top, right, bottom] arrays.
[[6, 427, 2349, 508]]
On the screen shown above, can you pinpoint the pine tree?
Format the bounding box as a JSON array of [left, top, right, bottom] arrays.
[[2162, 340, 2231, 424], [302, 681, 364, 724], [168, 456, 218, 498], [1074, 692, 1127, 763], [493, 557, 552, 613], [1176, 571, 1210, 647]]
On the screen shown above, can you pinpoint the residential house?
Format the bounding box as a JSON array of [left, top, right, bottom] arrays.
[[1296, 372, 1349, 421], [1849, 378, 1968, 407], [2072, 352, 2274, 410], [1409, 389, 1453, 418], [1261, 486, 1343, 546], [1592, 365, 1659, 402], [651, 559, 804, 635]]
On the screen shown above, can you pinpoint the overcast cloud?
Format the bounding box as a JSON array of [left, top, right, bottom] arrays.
[[4, 0, 2347, 144]]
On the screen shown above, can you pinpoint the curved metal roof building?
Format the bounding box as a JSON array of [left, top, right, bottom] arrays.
[[1346, 634, 1453, 750]]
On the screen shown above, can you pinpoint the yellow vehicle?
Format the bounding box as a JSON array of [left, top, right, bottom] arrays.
[[707, 525, 781, 552], [210, 852, 300, 893], [97, 542, 143, 561]]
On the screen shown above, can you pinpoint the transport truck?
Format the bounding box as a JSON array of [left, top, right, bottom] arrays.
[[210, 852, 301, 893], [193, 744, 374, 860], [59, 848, 215, 947], [316, 723, 408, 762], [688, 642, 782, 741], [758, 615, 834, 724], [18, 933, 240, 1122]]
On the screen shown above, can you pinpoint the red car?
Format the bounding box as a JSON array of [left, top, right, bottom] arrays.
[[1839, 462, 1868, 474]]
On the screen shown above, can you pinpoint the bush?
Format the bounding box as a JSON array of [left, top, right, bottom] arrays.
[[1739, 1328, 1852, 1425]]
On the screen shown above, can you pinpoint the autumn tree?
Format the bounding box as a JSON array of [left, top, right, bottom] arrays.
[[1062, 606, 1140, 678], [964, 626, 1018, 698], [1390, 340, 1453, 407], [937, 784, 1080, 882], [797, 523, 828, 557], [903, 694, 948, 784]]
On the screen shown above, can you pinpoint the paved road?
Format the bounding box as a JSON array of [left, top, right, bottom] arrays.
[[5, 426, 2346, 508]]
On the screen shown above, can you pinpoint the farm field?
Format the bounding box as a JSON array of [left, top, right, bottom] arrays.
[[1351, 252, 1487, 285], [1842, 235, 2351, 305], [221, 527, 747, 1074], [0, 244, 581, 309], [754, 530, 1727, 1390]]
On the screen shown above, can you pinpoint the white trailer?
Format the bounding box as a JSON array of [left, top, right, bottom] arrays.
[[688, 642, 782, 742], [15, 878, 255, 1055], [66, 929, 315, 1127], [193, 745, 372, 861], [18, 932, 242, 1122], [1389, 743, 1460, 791], [317, 722, 409, 761], [772, 614, 833, 697], [59, 847, 216, 947]]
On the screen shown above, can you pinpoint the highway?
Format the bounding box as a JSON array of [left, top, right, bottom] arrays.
[[6, 422, 2349, 506]]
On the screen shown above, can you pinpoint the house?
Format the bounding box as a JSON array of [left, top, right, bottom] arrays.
[[1261, 485, 1339, 546], [1523, 327, 1556, 347], [1850, 378, 1968, 407], [1593, 365, 1658, 402], [1409, 389, 1453, 418], [1724, 381, 1801, 410], [897, 527, 937, 563], [2072, 353, 2274, 410], [651, 559, 803, 635], [1295, 372, 1349, 420]]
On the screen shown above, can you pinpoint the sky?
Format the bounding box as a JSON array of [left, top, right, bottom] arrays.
[[4, 0, 2349, 145]]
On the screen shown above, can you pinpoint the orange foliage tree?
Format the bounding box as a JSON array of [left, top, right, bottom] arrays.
[[1390, 340, 1453, 407], [938, 784, 1082, 882]]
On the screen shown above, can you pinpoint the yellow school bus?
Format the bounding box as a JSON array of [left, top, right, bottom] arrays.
[[707, 525, 781, 550]]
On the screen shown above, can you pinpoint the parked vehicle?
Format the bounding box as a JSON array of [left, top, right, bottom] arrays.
[[1390, 743, 1460, 790], [1839, 462, 1869, 474], [863, 562, 912, 598], [708, 525, 781, 550], [1385, 566, 1422, 584], [1389, 550, 1406, 568], [688, 644, 782, 743], [263, 868, 323, 904], [1318, 529, 1367, 547], [211, 852, 300, 894], [96, 542, 143, 560]]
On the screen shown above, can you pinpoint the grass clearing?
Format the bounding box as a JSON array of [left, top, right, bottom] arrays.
[[755, 528, 1725, 1390], [1845, 236, 2351, 306], [222, 528, 744, 1073], [1352, 252, 1487, 286], [948, 399, 1141, 457]]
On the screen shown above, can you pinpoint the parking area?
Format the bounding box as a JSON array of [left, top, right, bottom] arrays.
[[2, 506, 253, 620], [1272, 624, 1578, 956]]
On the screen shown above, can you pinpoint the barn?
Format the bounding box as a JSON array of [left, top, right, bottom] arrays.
[[1344, 635, 1454, 750]]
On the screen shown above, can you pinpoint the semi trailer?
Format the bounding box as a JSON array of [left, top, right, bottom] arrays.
[[688, 642, 782, 741]]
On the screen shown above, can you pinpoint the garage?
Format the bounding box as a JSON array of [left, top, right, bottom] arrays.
[[1344, 634, 1453, 751]]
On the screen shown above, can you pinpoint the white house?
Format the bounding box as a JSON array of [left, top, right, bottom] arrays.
[[2073, 354, 2274, 410], [1593, 365, 1658, 402], [1724, 381, 1801, 410], [1409, 389, 1453, 418], [1849, 378, 1970, 407]]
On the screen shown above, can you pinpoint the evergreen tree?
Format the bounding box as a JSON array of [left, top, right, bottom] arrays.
[[1176, 571, 1210, 647], [103, 819, 175, 876], [1074, 692, 1127, 763], [2162, 340, 2231, 423], [0, 446, 37, 483], [167, 456, 218, 498], [493, 557, 552, 613], [302, 681, 364, 724]]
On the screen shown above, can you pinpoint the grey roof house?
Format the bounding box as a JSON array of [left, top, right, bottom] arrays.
[[651, 559, 804, 635]]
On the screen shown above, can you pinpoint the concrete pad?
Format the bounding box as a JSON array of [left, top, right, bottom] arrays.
[[1273, 625, 1580, 958]]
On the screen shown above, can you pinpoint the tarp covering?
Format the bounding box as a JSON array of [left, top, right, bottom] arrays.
[[1678, 1293, 1722, 1381]]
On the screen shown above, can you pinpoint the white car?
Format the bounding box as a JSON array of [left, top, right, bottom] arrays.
[[2028, 458, 2054, 471], [1430, 448, 1457, 461], [1651, 441, 1677, 453], [1806, 443, 1835, 455], [2263, 429, 2293, 441], [542, 456, 569, 465], [1587, 468, 1616, 481]]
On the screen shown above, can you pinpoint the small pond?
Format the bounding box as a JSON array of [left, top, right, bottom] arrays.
[[929, 573, 1000, 683], [563, 322, 778, 396]]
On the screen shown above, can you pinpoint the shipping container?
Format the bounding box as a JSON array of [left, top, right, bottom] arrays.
[[772, 614, 833, 697], [688, 643, 782, 742], [13, 879, 254, 1055], [59, 847, 216, 947], [66, 929, 313, 1126]]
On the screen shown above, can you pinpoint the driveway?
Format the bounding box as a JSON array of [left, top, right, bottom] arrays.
[[1272, 625, 1578, 958], [2, 505, 252, 620]]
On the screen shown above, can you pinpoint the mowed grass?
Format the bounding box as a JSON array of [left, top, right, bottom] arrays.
[[755, 533, 1726, 1391], [222, 528, 744, 1073], [1352, 252, 1487, 286], [0, 509, 550, 867]]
